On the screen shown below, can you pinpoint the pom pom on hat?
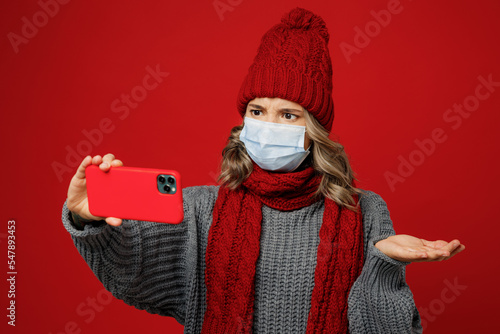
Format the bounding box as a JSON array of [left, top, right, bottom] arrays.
[[236, 7, 335, 132], [281, 7, 329, 42]]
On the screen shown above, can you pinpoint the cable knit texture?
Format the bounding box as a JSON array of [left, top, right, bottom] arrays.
[[236, 7, 335, 132], [202, 162, 363, 333], [61, 186, 423, 333]]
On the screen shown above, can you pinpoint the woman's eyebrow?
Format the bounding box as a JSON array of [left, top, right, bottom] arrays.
[[248, 104, 303, 113]]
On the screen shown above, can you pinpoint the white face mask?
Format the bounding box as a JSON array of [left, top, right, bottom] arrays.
[[239, 116, 311, 172]]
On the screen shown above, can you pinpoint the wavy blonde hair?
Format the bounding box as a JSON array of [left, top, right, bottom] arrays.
[[217, 108, 365, 211]]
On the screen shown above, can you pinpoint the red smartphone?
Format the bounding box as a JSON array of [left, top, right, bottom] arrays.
[[85, 165, 184, 224]]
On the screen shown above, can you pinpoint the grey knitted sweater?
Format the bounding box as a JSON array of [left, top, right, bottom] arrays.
[[61, 185, 423, 333]]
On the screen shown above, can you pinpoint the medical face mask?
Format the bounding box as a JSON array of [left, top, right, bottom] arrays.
[[239, 116, 311, 172]]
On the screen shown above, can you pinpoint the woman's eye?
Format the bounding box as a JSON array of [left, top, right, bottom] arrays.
[[283, 113, 297, 120], [250, 110, 262, 116]]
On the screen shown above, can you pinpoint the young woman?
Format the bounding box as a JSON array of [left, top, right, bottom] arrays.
[[62, 7, 465, 333]]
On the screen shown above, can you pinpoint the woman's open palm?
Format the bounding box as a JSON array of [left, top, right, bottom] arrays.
[[375, 234, 465, 263]]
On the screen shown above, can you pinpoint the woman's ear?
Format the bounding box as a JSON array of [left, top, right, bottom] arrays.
[[304, 131, 312, 150]]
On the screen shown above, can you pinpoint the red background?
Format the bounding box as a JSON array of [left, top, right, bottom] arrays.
[[1, 0, 499, 333]]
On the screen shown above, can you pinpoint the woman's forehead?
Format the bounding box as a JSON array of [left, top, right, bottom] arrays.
[[248, 97, 304, 110]]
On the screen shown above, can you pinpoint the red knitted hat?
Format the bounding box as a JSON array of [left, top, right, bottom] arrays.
[[236, 7, 334, 132]]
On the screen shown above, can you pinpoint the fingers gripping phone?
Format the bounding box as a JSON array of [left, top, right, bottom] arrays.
[[85, 165, 184, 224]]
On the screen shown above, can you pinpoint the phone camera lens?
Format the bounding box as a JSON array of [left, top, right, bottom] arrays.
[[158, 176, 166, 183], [163, 185, 171, 192], [168, 177, 175, 184]]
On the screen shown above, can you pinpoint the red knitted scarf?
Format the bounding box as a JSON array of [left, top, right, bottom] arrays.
[[202, 162, 364, 333]]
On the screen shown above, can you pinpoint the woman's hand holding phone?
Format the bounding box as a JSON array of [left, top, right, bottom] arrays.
[[67, 153, 124, 227]]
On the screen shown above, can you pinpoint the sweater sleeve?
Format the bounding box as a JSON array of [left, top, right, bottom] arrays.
[[347, 190, 423, 334], [60, 185, 218, 325]]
